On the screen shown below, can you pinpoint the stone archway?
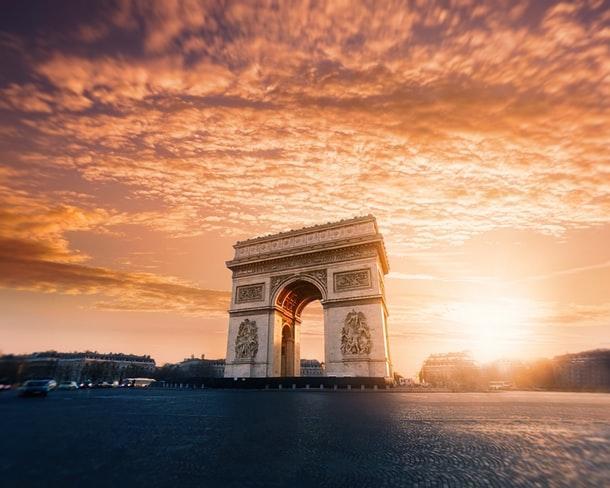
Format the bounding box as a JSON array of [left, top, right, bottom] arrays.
[[275, 277, 324, 378], [224, 215, 392, 379], [280, 322, 294, 376]]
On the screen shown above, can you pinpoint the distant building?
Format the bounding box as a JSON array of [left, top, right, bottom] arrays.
[[553, 349, 610, 390], [419, 351, 479, 389], [489, 358, 521, 380], [300, 359, 325, 376], [9, 351, 156, 384], [160, 355, 226, 379]]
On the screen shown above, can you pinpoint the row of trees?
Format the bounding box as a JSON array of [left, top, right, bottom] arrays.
[[0, 354, 225, 384], [156, 361, 223, 381]]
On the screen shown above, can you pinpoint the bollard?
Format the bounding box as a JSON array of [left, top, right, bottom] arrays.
[[374, 385, 378, 390], [306, 384, 310, 389], [292, 384, 296, 390], [333, 384, 338, 391], [347, 385, 352, 390], [320, 384, 324, 390], [278, 384, 282, 390], [361, 385, 365, 390]]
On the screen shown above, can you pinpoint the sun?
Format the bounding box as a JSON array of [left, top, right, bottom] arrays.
[[444, 297, 535, 363]]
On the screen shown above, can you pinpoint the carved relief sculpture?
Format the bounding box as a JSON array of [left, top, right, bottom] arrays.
[[270, 273, 295, 298], [270, 268, 328, 299], [334, 268, 371, 292], [236, 283, 264, 303], [340, 310, 372, 356], [304, 268, 327, 290], [233, 243, 379, 277], [234, 319, 259, 360], [234, 221, 376, 259]]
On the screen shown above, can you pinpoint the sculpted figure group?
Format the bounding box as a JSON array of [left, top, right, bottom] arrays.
[[235, 318, 259, 360], [340, 309, 372, 356]]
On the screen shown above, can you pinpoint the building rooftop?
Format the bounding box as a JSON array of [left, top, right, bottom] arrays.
[[25, 351, 155, 363]]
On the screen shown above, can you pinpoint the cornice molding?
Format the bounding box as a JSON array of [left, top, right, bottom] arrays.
[[229, 241, 389, 277], [234, 214, 377, 247], [228, 215, 389, 273]]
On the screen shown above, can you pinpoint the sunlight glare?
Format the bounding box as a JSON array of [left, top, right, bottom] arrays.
[[445, 298, 535, 362]]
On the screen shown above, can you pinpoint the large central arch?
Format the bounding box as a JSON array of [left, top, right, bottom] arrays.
[[274, 277, 324, 377], [224, 215, 392, 379]]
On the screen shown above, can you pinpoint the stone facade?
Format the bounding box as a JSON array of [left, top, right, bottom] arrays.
[[223, 215, 392, 379]]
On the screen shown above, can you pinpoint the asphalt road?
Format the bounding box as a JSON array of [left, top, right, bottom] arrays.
[[1, 389, 609, 487]]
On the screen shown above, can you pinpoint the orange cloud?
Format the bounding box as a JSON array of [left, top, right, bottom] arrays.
[[1, 1, 609, 368], [0, 169, 229, 315], [0, 239, 229, 316]]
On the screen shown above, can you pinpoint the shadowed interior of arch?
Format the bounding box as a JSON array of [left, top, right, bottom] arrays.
[[275, 279, 324, 376]]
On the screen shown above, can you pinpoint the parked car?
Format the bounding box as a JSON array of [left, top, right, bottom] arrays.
[[121, 378, 155, 388], [18, 380, 53, 397], [58, 381, 79, 390]]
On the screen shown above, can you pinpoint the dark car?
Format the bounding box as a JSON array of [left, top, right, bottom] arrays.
[[18, 380, 53, 397]]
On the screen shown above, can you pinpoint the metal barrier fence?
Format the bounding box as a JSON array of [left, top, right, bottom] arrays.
[[151, 376, 394, 390]]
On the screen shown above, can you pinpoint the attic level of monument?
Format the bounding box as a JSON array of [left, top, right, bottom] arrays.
[[223, 215, 393, 379], [226, 214, 390, 275]]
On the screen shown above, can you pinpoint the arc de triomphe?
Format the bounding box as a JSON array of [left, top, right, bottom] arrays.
[[223, 215, 392, 379]]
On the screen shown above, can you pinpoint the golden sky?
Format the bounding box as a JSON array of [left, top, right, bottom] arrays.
[[1, 0, 609, 376]]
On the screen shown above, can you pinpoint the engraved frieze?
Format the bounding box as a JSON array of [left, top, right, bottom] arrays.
[[340, 309, 372, 356], [234, 221, 376, 259], [234, 318, 258, 360], [233, 243, 378, 277], [235, 283, 265, 303], [334, 268, 372, 292]]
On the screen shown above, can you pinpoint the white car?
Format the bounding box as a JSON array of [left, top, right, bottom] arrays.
[[58, 381, 79, 390]]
